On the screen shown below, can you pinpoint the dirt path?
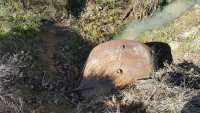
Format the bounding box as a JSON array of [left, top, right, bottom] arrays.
[[35, 23, 84, 113], [37, 23, 80, 72]]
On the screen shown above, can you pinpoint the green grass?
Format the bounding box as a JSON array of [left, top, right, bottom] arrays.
[[0, 0, 173, 45], [0, 0, 70, 60], [0, 2, 40, 51], [75, 0, 167, 42], [138, 6, 200, 63], [0, 1, 199, 113]]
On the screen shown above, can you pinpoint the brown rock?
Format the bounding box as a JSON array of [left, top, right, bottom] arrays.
[[78, 40, 157, 98]]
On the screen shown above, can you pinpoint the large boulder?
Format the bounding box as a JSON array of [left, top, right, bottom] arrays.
[[78, 40, 157, 98]]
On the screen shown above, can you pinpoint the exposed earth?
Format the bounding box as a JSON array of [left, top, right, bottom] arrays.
[[0, 1, 200, 113], [29, 3, 200, 112]]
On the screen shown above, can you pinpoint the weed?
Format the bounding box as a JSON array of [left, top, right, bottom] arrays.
[[77, 61, 200, 113]]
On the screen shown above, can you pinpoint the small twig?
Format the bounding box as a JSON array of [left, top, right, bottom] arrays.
[[121, 6, 133, 22]]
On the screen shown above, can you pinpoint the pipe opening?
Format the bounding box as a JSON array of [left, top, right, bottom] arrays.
[[116, 69, 123, 75], [120, 45, 126, 49]]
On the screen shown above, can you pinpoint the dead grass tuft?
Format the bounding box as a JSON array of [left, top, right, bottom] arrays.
[[77, 61, 200, 113]]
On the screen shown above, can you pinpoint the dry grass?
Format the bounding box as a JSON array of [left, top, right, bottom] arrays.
[[0, 51, 78, 113], [77, 61, 200, 113], [139, 4, 200, 63], [0, 52, 29, 113], [76, 0, 164, 42], [0, 49, 199, 113], [0, 1, 199, 113]]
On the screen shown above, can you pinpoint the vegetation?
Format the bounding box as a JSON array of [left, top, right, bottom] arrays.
[[77, 62, 200, 113], [0, 0, 199, 113], [139, 6, 200, 62]]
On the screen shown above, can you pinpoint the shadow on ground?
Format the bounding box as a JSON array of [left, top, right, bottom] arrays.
[[77, 70, 116, 99], [145, 41, 173, 68], [121, 102, 146, 113], [37, 20, 94, 76], [182, 94, 200, 113], [65, 0, 87, 18], [165, 62, 200, 113], [1, 22, 199, 112], [162, 61, 200, 89], [0, 20, 95, 112], [117, 61, 200, 113], [77, 59, 200, 113]]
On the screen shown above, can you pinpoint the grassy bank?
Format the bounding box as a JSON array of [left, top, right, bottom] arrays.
[[0, 0, 199, 113]]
